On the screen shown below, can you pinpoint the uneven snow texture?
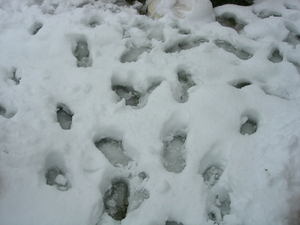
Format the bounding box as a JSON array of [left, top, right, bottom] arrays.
[[0, 0, 300, 225]]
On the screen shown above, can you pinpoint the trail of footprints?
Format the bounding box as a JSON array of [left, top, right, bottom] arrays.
[[3, 4, 296, 223]]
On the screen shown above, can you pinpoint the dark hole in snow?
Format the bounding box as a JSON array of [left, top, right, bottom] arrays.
[[45, 167, 71, 191], [120, 47, 149, 63], [138, 171, 148, 180], [57, 104, 73, 130], [0, 105, 7, 117], [210, 0, 253, 7], [104, 178, 129, 221], [285, 32, 300, 46], [240, 119, 257, 135], [112, 85, 141, 106], [31, 22, 43, 35], [234, 81, 252, 89], [11, 69, 20, 85], [89, 21, 100, 28], [268, 49, 283, 63], [74, 40, 92, 68], [0, 105, 15, 119], [202, 166, 223, 187], [217, 196, 231, 218], [214, 40, 252, 60], [165, 39, 208, 53], [163, 134, 186, 173], [166, 221, 184, 225], [177, 70, 196, 103], [208, 194, 231, 223], [94, 138, 132, 167], [216, 16, 245, 32]]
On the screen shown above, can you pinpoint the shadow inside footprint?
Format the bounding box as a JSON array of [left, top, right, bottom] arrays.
[[231, 80, 252, 89], [94, 138, 132, 167], [31, 22, 43, 35], [216, 15, 245, 32], [120, 47, 150, 63], [0, 105, 6, 117], [0, 105, 15, 119], [165, 38, 208, 53], [11, 69, 20, 85], [104, 178, 129, 221], [57, 104, 73, 130], [112, 85, 141, 107], [45, 167, 71, 191], [73, 40, 92, 68], [208, 194, 231, 223], [285, 32, 300, 46], [202, 166, 224, 187], [166, 221, 184, 225], [240, 119, 257, 135], [44, 151, 71, 191], [268, 48, 283, 63], [214, 40, 252, 60], [163, 134, 186, 173], [177, 70, 196, 103]]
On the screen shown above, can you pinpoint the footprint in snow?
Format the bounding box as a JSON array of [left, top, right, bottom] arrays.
[[120, 46, 150, 63], [166, 221, 184, 225], [94, 137, 132, 167], [214, 40, 252, 60], [30, 22, 43, 35], [163, 133, 187, 174], [165, 38, 208, 53], [112, 81, 161, 108], [103, 178, 129, 221], [177, 70, 196, 103], [268, 48, 283, 63], [216, 14, 245, 33], [56, 103, 73, 130], [240, 117, 257, 135], [73, 39, 92, 68], [44, 151, 71, 191], [0, 104, 16, 119]]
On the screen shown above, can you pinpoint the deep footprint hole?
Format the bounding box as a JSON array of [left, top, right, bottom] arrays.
[[44, 151, 71, 191], [216, 15, 245, 32], [240, 118, 257, 135], [31, 22, 43, 35], [231, 80, 252, 89], [112, 85, 141, 107], [104, 178, 129, 221], [268, 48, 283, 63], [73, 40, 92, 68], [56, 104, 73, 130], [177, 70, 196, 103], [0, 104, 16, 119], [45, 167, 70, 191], [202, 166, 224, 187], [94, 137, 132, 167]]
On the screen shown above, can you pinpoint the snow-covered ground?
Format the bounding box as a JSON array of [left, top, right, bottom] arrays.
[[0, 0, 300, 224]]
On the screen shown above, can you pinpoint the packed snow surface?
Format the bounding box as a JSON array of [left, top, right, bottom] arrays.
[[0, 0, 300, 225]]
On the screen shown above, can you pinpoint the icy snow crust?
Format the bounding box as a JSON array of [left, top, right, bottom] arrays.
[[0, 0, 300, 224]]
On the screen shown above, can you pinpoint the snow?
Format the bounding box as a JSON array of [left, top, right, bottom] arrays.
[[0, 0, 300, 225]]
